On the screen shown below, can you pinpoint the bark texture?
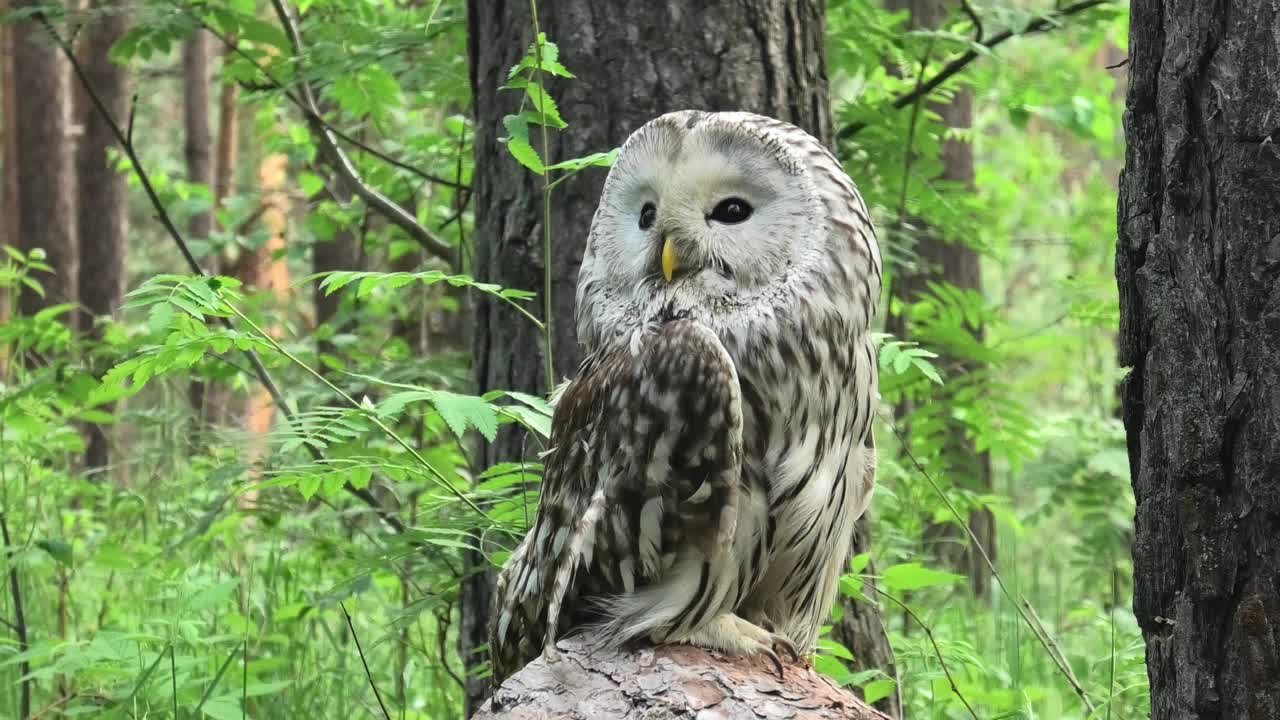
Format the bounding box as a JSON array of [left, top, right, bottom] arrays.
[[184, 31, 213, 247], [13, 1, 77, 318], [1, 0, 17, 352], [475, 635, 891, 720], [466, 1, 893, 715], [1117, 0, 1280, 717], [883, 0, 993, 598], [76, 0, 129, 472]]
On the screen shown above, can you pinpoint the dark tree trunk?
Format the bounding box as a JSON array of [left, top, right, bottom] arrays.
[[882, 0, 993, 600], [14, 1, 77, 320], [465, 1, 892, 715], [1, 0, 17, 359], [183, 31, 216, 434], [184, 31, 213, 247], [76, 0, 129, 474], [313, 180, 362, 362], [1117, 0, 1280, 717]]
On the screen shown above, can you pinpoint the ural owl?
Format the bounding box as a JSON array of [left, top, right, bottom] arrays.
[[491, 110, 881, 684]]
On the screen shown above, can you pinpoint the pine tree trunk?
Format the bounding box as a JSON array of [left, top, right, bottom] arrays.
[[1117, 1, 1280, 717], [0, 0, 17, 367], [183, 31, 215, 433], [184, 31, 213, 247], [883, 0, 992, 599], [13, 1, 77, 320], [76, 0, 129, 474], [465, 1, 892, 715]]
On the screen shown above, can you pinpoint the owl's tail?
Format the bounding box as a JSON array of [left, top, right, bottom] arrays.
[[542, 485, 608, 660]]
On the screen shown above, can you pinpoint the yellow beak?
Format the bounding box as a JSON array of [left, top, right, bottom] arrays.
[[661, 236, 677, 283]]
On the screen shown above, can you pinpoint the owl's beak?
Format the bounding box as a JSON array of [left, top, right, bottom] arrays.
[[661, 236, 677, 283]]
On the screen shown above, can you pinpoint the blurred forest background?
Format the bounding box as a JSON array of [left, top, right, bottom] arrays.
[[0, 0, 1143, 718]]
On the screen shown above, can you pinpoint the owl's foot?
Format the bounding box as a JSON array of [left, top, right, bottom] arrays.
[[668, 613, 800, 679]]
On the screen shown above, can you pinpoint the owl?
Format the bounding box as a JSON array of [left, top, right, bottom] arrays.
[[490, 110, 882, 685]]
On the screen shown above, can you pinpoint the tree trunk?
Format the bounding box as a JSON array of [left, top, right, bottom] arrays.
[[1117, 1, 1280, 717], [312, 180, 363, 363], [475, 634, 891, 720], [884, 0, 992, 598], [13, 1, 77, 320], [232, 151, 291, 476], [184, 31, 213, 247], [1, 0, 17, 372], [466, 1, 892, 715], [191, 47, 240, 427], [76, 0, 129, 474], [183, 30, 219, 437]]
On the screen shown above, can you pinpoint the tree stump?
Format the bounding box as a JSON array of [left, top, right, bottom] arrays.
[[476, 635, 892, 719]]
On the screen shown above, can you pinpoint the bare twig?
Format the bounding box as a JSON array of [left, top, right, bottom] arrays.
[[838, 0, 1113, 140], [267, 0, 456, 264], [889, 425, 1096, 712], [871, 587, 979, 720], [38, 13, 408, 535], [959, 0, 985, 42], [0, 513, 30, 719], [341, 602, 393, 720]]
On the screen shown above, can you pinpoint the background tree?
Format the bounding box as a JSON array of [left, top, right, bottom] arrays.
[[464, 1, 895, 713], [13, 1, 76, 319], [880, 0, 992, 597], [1117, 0, 1280, 715], [76, 0, 130, 473]]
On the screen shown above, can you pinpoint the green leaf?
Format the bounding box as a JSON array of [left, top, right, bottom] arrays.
[[880, 562, 965, 592], [545, 148, 619, 172], [524, 84, 567, 129], [430, 390, 499, 442], [34, 539, 72, 566], [863, 678, 896, 704], [502, 115, 544, 175]]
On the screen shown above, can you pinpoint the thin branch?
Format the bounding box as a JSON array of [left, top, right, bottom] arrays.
[[39, 13, 408, 535], [871, 587, 979, 720], [1, 513, 30, 720], [889, 425, 1096, 712], [959, 0, 984, 43], [190, 13, 469, 195], [267, 0, 456, 264], [838, 0, 1113, 140], [341, 602, 393, 720]]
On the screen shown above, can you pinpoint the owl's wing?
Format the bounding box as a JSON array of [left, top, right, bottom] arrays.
[[490, 317, 743, 683]]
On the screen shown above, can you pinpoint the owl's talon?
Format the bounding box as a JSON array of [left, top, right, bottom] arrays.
[[773, 636, 800, 663], [762, 647, 784, 678]]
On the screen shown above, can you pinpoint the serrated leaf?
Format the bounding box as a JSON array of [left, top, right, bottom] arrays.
[[502, 115, 544, 174], [524, 84, 567, 129], [429, 390, 499, 442]]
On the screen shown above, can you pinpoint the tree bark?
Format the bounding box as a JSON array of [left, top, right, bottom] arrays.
[[76, 0, 129, 473], [466, 1, 893, 715], [1, 0, 17, 369], [13, 0, 77, 320], [883, 0, 992, 598], [184, 31, 213, 247], [475, 634, 892, 720], [1117, 0, 1280, 717]]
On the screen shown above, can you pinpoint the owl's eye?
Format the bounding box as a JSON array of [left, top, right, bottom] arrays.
[[639, 202, 657, 230], [709, 198, 753, 224]]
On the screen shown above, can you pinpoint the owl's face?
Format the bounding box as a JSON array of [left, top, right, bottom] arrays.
[[578, 112, 830, 345]]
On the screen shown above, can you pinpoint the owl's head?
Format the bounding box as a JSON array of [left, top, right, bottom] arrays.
[[576, 110, 875, 351]]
